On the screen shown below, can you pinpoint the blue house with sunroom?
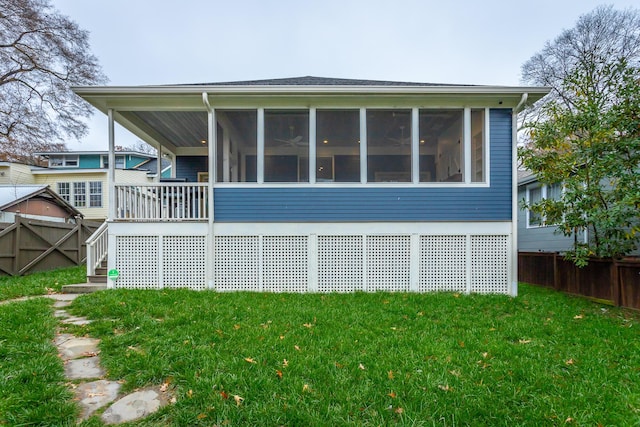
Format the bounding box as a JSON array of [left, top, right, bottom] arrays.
[[75, 76, 548, 294]]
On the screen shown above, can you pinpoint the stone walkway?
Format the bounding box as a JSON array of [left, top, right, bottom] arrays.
[[7, 293, 173, 424]]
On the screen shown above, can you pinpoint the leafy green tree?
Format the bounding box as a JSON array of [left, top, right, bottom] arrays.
[[0, 0, 106, 164], [519, 58, 640, 266]]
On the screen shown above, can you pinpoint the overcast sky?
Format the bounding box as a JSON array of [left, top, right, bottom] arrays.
[[51, 0, 640, 151]]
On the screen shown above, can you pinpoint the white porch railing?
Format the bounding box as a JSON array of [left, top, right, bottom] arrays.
[[114, 183, 209, 221], [86, 221, 108, 277]]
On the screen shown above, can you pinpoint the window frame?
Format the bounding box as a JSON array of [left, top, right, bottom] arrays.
[[526, 182, 564, 228], [49, 155, 79, 168], [213, 106, 491, 187]]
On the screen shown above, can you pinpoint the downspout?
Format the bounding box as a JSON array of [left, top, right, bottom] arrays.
[[202, 92, 215, 289], [511, 93, 528, 297]]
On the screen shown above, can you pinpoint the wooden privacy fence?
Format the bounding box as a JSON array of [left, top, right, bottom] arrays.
[[0, 216, 101, 277], [518, 252, 640, 310]]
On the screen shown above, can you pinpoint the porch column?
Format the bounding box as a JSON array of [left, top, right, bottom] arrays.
[[203, 92, 216, 289], [108, 109, 116, 220], [156, 144, 162, 181]]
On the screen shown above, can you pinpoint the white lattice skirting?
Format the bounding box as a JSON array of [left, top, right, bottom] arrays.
[[108, 222, 513, 294]]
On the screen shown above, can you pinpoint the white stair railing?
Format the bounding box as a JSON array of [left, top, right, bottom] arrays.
[[86, 221, 108, 277]]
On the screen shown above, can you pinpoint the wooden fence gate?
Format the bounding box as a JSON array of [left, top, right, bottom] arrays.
[[0, 216, 101, 277]]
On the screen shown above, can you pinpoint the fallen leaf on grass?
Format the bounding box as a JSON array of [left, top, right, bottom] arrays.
[[387, 391, 397, 398], [233, 324, 241, 330], [518, 339, 532, 344], [220, 391, 229, 400], [358, 363, 366, 370], [283, 359, 289, 367], [565, 358, 575, 366], [565, 417, 574, 423], [438, 384, 452, 392], [302, 384, 310, 392], [388, 370, 394, 379], [197, 413, 207, 420], [244, 357, 257, 364], [394, 407, 404, 414], [303, 323, 313, 328], [233, 395, 244, 406], [294, 345, 301, 351], [187, 389, 193, 398], [276, 370, 283, 379], [573, 314, 584, 319]]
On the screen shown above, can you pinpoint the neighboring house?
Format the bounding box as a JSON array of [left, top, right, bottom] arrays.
[[74, 76, 549, 294], [0, 162, 36, 185], [29, 151, 172, 221], [517, 170, 639, 255], [0, 185, 82, 223]]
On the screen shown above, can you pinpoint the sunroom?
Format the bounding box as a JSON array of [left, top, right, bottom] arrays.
[[75, 77, 548, 294]]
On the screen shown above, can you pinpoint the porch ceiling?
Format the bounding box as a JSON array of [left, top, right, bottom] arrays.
[[74, 80, 550, 152]]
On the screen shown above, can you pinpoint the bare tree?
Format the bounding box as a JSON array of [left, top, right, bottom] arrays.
[[0, 0, 107, 164], [520, 5, 640, 125]]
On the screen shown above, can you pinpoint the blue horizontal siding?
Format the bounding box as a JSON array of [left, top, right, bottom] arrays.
[[214, 109, 513, 222]]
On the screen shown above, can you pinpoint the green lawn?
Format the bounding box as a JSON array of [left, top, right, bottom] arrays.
[[61, 285, 640, 426], [0, 265, 85, 301], [0, 298, 77, 426]]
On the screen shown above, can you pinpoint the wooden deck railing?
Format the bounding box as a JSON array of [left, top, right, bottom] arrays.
[[115, 183, 209, 221]]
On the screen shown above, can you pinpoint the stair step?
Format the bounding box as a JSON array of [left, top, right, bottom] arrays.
[[87, 275, 107, 284], [62, 283, 107, 294], [94, 267, 107, 275]]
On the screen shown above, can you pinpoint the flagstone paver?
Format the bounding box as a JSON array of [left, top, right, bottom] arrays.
[[75, 380, 122, 420], [101, 387, 170, 425]]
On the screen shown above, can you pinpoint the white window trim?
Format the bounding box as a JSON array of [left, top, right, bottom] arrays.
[[49, 154, 79, 168], [526, 182, 563, 228]]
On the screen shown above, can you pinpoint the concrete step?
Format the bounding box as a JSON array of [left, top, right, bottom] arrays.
[[62, 283, 107, 294]]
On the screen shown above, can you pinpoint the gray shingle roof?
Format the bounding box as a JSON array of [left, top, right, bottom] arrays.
[[184, 76, 475, 87]]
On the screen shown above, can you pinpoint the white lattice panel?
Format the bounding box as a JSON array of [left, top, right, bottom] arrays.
[[420, 236, 467, 292], [162, 236, 207, 290], [214, 236, 260, 291], [366, 236, 411, 291], [471, 235, 509, 293], [115, 236, 160, 289], [318, 236, 363, 292], [262, 236, 308, 292]]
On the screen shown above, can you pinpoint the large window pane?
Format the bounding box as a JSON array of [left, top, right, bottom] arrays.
[[367, 110, 411, 182], [419, 109, 463, 182], [316, 110, 360, 182], [471, 109, 485, 182], [265, 110, 309, 182], [216, 110, 257, 182], [528, 186, 542, 226]]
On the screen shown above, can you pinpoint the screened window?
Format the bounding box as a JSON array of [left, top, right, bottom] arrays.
[[102, 155, 126, 169], [49, 155, 78, 167], [419, 109, 463, 182], [216, 110, 257, 182], [57, 182, 70, 202], [73, 182, 86, 207], [316, 110, 360, 182], [89, 181, 102, 207], [367, 110, 411, 182], [264, 110, 309, 182]]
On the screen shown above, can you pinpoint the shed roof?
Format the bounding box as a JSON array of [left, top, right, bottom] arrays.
[[0, 185, 82, 217]]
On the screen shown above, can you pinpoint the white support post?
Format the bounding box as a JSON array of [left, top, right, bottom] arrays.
[[411, 108, 419, 184], [360, 108, 367, 184], [223, 130, 230, 182], [108, 109, 116, 220], [309, 108, 316, 184], [257, 108, 265, 184], [156, 145, 162, 182], [510, 109, 519, 296], [464, 107, 471, 184]]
